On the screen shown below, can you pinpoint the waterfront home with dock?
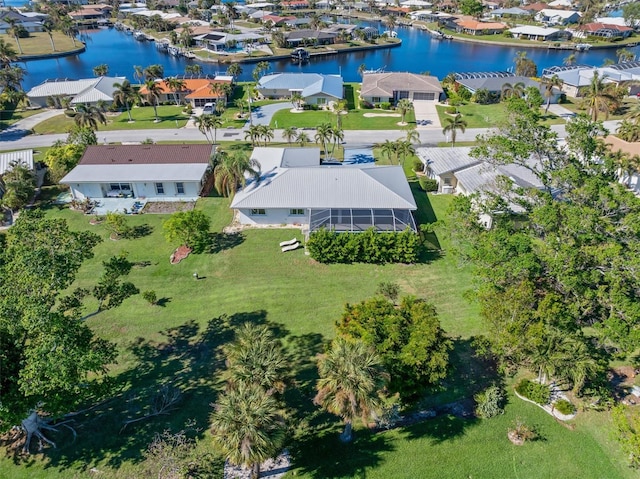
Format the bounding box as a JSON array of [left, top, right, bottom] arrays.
[[138, 76, 233, 107], [26, 77, 126, 108]]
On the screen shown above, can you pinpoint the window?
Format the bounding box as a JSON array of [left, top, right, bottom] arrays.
[[176, 182, 185, 195], [443, 177, 452, 186], [372, 97, 381, 103], [397, 90, 409, 99], [290, 208, 305, 215], [316, 97, 326, 105], [155, 182, 165, 195], [251, 209, 266, 216]]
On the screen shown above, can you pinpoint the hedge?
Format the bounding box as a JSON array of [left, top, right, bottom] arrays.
[[306, 227, 420, 264], [515, 379, 551, 405], [418, 177, 438, 192]]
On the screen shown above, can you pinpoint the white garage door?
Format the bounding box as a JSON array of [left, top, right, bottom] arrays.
[[414, 92, 435, 101]]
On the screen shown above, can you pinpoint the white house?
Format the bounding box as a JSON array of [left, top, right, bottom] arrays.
[[256, 73, 344, 105], [26, 76, 127, 108], [360, 72, 443, 104], [61, 144, 214, 201], [230, 147, 417, 233], [535, 8, 581, 25], [416, 147, 482, 193], [509, 25, 567, 41]]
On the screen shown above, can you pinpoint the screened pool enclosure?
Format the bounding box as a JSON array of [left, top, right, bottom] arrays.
[[308, 208, 417, 233]]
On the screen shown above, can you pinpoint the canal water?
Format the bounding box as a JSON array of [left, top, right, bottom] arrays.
[[16, 21, 638, 89]]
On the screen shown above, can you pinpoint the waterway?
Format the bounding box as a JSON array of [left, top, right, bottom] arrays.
[[16, 21, 640, 90]]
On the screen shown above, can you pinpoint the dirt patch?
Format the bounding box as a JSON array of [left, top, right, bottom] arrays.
[[170, 245, 192, 264], [142, 201, 195, 214], [610, 366, 640, 405]]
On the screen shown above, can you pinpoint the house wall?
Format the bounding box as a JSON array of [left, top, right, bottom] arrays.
[[305, 93, 339, 105], [236, 208, 308, 226], [437, 173, 457, 193], [69, 181, 202, 200], [28, 95, 54, 108], [361, 95, 394, 104], [257, 87, 291, 99]]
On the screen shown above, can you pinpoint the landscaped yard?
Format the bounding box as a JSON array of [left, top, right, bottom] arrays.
[[560, 97, 638, 121], [436, 103, 564, 128], [0, 171, 632, 477], [1, 32, 82, 57], [270, 108, 416, 130]]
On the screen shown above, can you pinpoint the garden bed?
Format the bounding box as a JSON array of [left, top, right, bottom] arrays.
[[142, 201, 195, 214]]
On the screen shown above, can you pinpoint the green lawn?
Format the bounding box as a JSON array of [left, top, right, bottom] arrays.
[[560, 97, 638, 121], [271, 108, 416, 130], [0, 171, 631, 477], [33, 106, 190, 134], [436, 103, 564, 128], [1, 32, 82, 57]]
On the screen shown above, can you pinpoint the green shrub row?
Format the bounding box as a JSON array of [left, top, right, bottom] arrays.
[[418, 177, 438, 192], [307, 228, 420, 264], [515, 379, 551, 405]]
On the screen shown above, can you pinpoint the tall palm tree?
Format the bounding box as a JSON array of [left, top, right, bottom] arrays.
[[580, 71, 618, 121], [500, 81, 526, 101], [563, 53, 576, 66], [245, 124, 261, 147], [223, 323, 289, 395], [258, 125, 274, 146], [185, 64, 202, 76], [315, 123, 333, 156], [252, 61, 270, 82], [74, 104, 107, 130], [543, 75, 563, 113], [375, 139, 396, 164], [210, 381, 285, 479], [60, 17, 78, 47], [358, 63, 367, 79], [384, 15, 397, 36], [165, 76, 186, 105], [405, 126, 420, 145], [93, 64, 109, 77], [143, 64, 164, 81], [395, 98, 414, 124], [616, 48, 636, 63], [290, 91, 304, 110], [226, 62, 242, 80], [334, 100, 348, 129], [296, 131, 310, 146], [214, 151, 261, 196], [442, 113, 467, 146], [133, 65, 144, 84], [113, 80, 136, 122], [282, 126, 297, 145], [397, 139, 415, 167], [194, 114, 223, 144], [0, 38, 17, 68], [314, 338, 387, 443], [42, 19, 56, 52], [179, 24, 193, 49], [143, 79, 163, 122]]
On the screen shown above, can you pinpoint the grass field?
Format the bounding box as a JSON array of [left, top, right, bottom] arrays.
[[271, 108, 416, 130], [1, 32, 82, 57], [0, 166, 633, 477], [436, 103, 564, 129]]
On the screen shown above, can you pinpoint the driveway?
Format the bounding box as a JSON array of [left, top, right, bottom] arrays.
[[546, 104, 576, 119], [248, 102, 292, 127], [1, 109, 64, 140], [413, 101, 441, 129]]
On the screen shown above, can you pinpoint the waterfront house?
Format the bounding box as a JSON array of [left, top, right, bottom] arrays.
[[521, 2, 548, 13], [68, 4, 113, 22], [256, 73, 344, 106], [230, 147, 417, 232], [280, 0, 309, 9], [284, 29, 337, 46], [489, 7, 531, 18], [26, 77, 126, 108], [0, 10, 45, 33], [535, 9, 581, 26], [508, 25, 568, 41], [61, 144, 214, 202], [453, 75, 561, 103], [542, 63, 640, 97], [360, 72, 444, 104], [416, 147, 482, 194], [138, 76, 233, 107], [577, 22, 633, 39], [453, 18, 507, 35], [194, 31, 265, 51]]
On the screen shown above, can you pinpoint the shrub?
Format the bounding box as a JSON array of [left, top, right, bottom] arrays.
[[376, 281, 400, 301], [445, 106, 457, 114], [64, 109, 76, 118], [142, 290, 157, 305], [508, 418, 537, 444], [418, 177, 438, 192], [554, 399, 576, 415], [475, 385, 506, 418], [379, 101, 391, 110], [412, 158, 423, 172], [516, 379, 551, 405], [307, 228, 421, 264], [105, 212, 131, 239], [360, 100, 373, 109]]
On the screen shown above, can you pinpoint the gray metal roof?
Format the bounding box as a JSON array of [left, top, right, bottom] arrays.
[[250, 147, 320, 174], [257, 73, 344, 99], [0, 149, 33, 175], [416, 147, 481, 175], [455, 76, 541, 93], [231, 165, 416, 210], [455, 161, 544, 195], [60, 163, 209, 184]]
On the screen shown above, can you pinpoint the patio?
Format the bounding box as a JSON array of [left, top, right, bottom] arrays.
[[92, 198, 148, 215]]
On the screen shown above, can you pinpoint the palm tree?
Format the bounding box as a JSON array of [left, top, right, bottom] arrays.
[[93, 64, 109, 77], [133, 65, 144, 84], [625, 100, 640, 123], [563, 53, 576, 66], [185, 64, 202, 76], [334, 100, 348, 129], [143, 64, 164, 81], [258, 125, 274, 146], [194, 114, 223, 144], [315, 123, 333, 156], [245, 124, 262, 147], [60, 17, 78, 47], [165, 77, 186, 105], [113, 80, 136, 122], [328, 127, 344, 158], [358, 63, 367, 79], [617, 120, 640, 143], [252, 61, 270, 82], [5, 18, 23, 55], [442, 113, 467, 146], [42, 19, 56, 52], [282, 126, 297, 145], [0, 38, 17, 68], [580, 71, 618, 121], [384, 15, 397, 36], [314, 338, 387, 443], [396, 139, 415, 167], [210, 381, 285, 479], [375, 139, 396, 164], [290, 91, 304, 110], [296, 131, 310, 146], [74, 104, 107, 130], [143, 79, 163, 122], [179, 24, 193, 49], [214, 151, 261, 196], [616, 48, 636, 63], [500, 81, 526, 101], [405, 126, 420, 145], [543, 75, 563, 113], [396, 98, 414, 124], [226, 62, 242, 80], [224, 323, 289, 395]]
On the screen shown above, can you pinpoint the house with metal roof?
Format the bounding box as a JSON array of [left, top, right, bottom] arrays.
[[61, 144, 214, 202], [284, 29, 337, 46], [230, 147, 417, 233], [257, 73, 344, 105], [26, 76, 126, 108], [535, 8, 581, 25], [509, 25, 567, 41], [542, 62, 640, 97], [361, 72, 443, 104], [454, 75, 561, 103], [416, 147, 482, 193]]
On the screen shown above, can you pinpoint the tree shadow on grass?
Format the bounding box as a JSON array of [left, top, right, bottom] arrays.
[[202, 232, 245, 255], [127, 224, 153, 239], [34, 310, 286, 473]]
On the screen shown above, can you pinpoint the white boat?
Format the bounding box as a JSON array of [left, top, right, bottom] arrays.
[[168, 46, 181, 56], [182, 51, 196, 59], [575, 43, 592, 51]]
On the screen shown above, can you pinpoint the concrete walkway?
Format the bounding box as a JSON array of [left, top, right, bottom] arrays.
[[1, 109, 64, 140], [546, 104, 576, 119]]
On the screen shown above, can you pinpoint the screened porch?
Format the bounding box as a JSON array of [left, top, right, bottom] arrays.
[[308, 208, 416, 233]]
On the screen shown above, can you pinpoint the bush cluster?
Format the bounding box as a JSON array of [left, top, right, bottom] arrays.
[[418, 177, 438, 192], [515, 379, 551, 405], [307, 228, 420, 264], [554, 399, 576, 415], [475, 385, 505, 418]]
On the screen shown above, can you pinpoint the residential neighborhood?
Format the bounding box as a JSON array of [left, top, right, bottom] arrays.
[[1, 0, 640, 477]]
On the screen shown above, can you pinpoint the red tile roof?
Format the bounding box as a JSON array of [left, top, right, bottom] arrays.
[[579, 22, 633, 32], [139, 78, 231, 96], [79, 144, 213, 165], [456, 19, 507, 30]]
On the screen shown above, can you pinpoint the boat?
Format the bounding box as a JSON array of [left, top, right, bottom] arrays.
[[575, 43, 592, 51], [291, 47, 310, 62], [168, 45, 181, 56], [182, 51, 196, 59]]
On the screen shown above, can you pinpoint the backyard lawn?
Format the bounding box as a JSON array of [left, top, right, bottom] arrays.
[[0, 178, 632, 477]]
